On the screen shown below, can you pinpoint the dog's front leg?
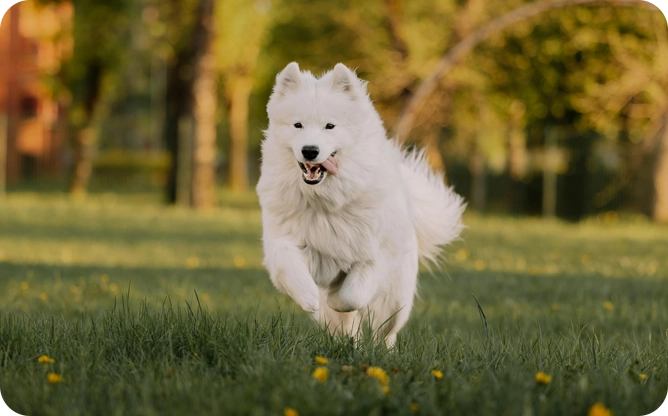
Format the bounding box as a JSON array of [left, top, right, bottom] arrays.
[[264, 238, 320, 313], [327, 261, 379, 313]]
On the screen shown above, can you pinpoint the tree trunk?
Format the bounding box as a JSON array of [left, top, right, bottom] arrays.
[[653, 114, 668, 223], [0, 114, 7, 197], [164, 52, 191, 204], [69, 127, 96, 195], [164, 0, 217, 208], [228, 76, 252, 191], [1, 6, 19, 195], [4, 5, 19, 186], [189, 0, 216, 208], [508, 101, 527, 181], [506, 101, 527, 214], [176, 116, 193, 206], [164, 82, 179, 203], [542, 126, 558, 218], [191, 42, 217, 208], [469, 147, 486, 212], [424, 130, 446, 181], [68, 62, 102, 195]]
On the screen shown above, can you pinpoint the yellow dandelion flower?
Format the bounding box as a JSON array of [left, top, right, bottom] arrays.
[[527, 265, 542, 275], [455, 249, 469, 262], [186, 256, 200, 269], [47, 373, 63, 384], [382, 385, 390, 394], [109, 283, 119, 293], [233, 255, 246, 268], [588, 402, 612, 416], [314, 356, 328, 365], [284, 407, 298, 416], [603, 301, 614, 311], [313, 367, 328, 382], [38, 355, 55, 364], [366, 366, 390, 385], [20, 281, 29, 291], [100, 274, 109, 283], [474, 260, 486, 271], [39, 292, 48, 301], [535, 371, 552, 385], [639, 373, 648, 381], [432, 370, 443, 379], [410, 402, 420, 412]]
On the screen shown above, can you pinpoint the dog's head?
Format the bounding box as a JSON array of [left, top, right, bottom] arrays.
[[266, 63, 373, 186]]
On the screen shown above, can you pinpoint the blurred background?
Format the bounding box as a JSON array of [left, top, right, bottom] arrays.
[[0, 0, 667, 221]]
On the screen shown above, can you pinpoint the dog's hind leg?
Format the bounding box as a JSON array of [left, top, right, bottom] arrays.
[[314, 288, 362, 338], [368, 248, 418, 348], [366, 297, 412, 348], [326, 261, 384, 313]]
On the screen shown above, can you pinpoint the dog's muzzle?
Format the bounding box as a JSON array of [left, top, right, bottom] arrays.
[[298, 152, 338, 185]]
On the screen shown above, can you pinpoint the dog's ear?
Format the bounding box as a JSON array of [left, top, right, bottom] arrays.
[[273, 62, 302, 97], [330, 63, 364, 100]]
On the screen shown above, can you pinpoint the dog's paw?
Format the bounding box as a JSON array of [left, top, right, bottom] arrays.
[[327, 289, 363, 313], [292, 290, 320, 314], [299, 298, 320, 314], [274, 269, 320, 313]]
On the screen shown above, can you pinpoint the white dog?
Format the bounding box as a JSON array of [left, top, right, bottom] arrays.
[[257, 62, 465, 347]]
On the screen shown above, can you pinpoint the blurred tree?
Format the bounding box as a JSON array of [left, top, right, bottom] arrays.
[[162, 0, 196, 204], [386, 0, 660, 218], [655, 110, 668, 223], [26, 0, 664, 221], [392, 0, 653, 142], [262, 0, 394, 107], [37, 0, 132, 195], [215, 0, 273, 191], [162, 0, 217, 208], [569, 7, 667, 220], [190, 0, 217, 208], [261, 0, 455, 161]]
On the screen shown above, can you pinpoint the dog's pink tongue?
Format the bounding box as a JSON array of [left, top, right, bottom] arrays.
[[322, 156, 338, 174]]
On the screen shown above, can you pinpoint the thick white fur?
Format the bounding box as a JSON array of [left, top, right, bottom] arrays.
[[257, 62, 465, 347]]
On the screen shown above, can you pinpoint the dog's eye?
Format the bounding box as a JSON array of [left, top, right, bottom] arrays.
[[294, 122, 303, 129], [325, 123, 335, 130]]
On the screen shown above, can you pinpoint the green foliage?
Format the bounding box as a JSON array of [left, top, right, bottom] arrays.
[[17, 0, 668, 214], [258, 1, 666, 162], [215, 0, 272, 76], [28, 0, 666, 207], [55, 0, 134, 126], [0, 194, 666, 415]]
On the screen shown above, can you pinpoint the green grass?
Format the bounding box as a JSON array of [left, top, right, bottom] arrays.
[[0, 193, 666, 416]]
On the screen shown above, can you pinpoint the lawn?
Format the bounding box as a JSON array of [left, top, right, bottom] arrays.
[[0, 192, 666, 416]]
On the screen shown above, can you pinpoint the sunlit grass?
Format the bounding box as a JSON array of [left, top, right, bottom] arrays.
[[0, 192, 666, 415]]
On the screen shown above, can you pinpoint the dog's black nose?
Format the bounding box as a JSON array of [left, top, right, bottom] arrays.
[[301, 145, 319, 161]]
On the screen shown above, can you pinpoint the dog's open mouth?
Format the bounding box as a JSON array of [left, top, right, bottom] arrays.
[[298, 152, 338, 185]]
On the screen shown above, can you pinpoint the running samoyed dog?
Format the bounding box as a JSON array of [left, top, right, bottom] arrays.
[[257, 62, 465, 347]]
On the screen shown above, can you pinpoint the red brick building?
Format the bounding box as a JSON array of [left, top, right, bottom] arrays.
[[0, 1, 72, 182]]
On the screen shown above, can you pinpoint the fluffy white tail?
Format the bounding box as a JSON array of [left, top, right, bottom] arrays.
[[400, 150, 466, 265]]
